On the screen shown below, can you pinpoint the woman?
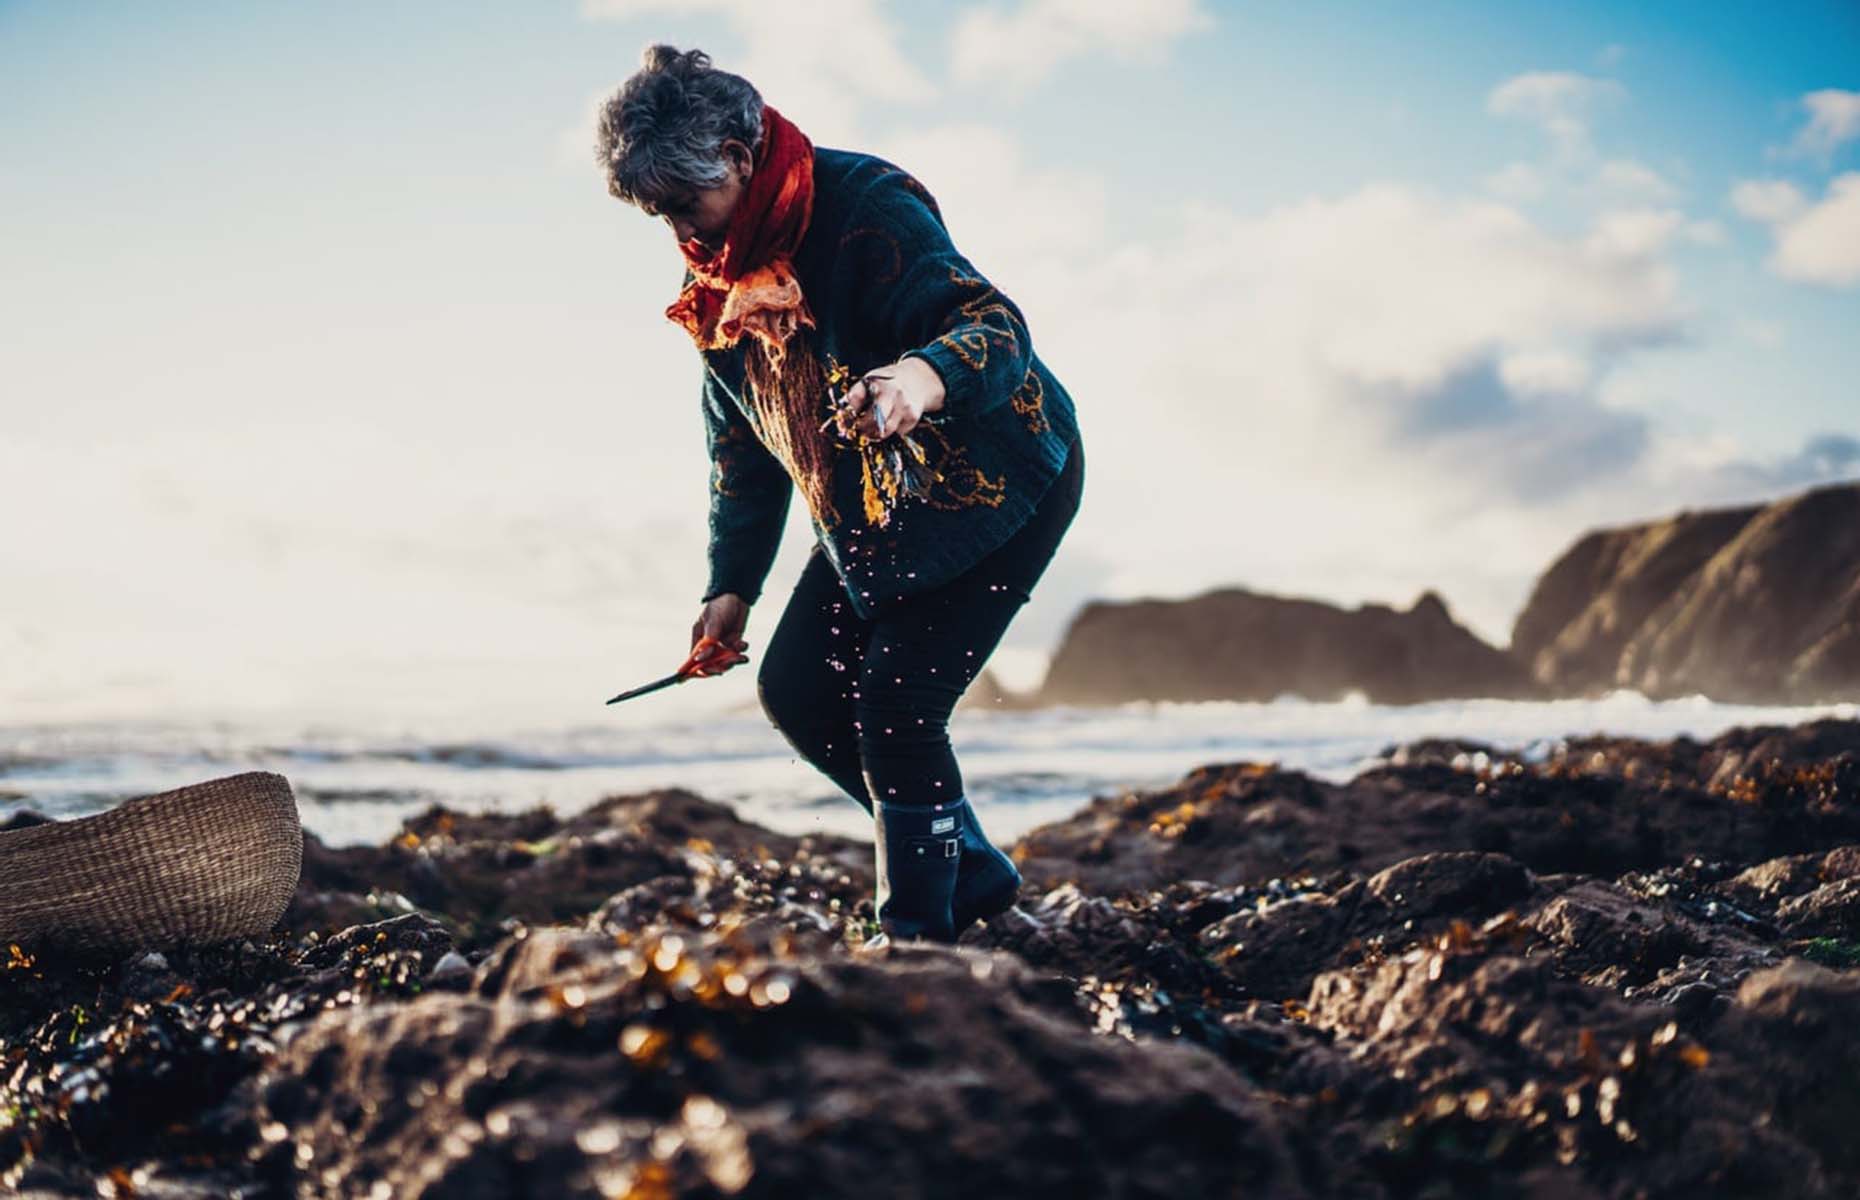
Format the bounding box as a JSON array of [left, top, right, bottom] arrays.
[[595, 45, 1083, 948]]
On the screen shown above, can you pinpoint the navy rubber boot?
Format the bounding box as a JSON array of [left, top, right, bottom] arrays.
[[948, 796, 1021, 935], [869, 801, 963, 947], [843, 789, 1019, 937]]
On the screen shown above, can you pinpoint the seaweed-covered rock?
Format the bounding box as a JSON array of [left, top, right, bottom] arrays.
[[1013, 724, 1860, 897], [286, 787, 872, 953], [237, 928, 1317, 1200]]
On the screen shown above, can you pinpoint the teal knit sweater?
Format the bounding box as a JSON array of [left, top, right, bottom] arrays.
[[696, 147, 1082, 620]]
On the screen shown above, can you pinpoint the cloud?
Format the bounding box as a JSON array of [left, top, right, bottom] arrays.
[[1731, 178, 1807, 223], [1583, 207, 1688, 259], [1733, 173, 1860, 287], [1500, 349, 1593, 396], [871, 122, 1108, 271], [1485, 162, 1547, 202], [1487, 71, 1625, 160], [1234, 188, 1682, 393], [558, 87, 615, 171], [1380, 362, 1651, 502], [1792, 432, 1860, 476], [580, 0, 934, 142], [1689, 430, 1860, 496], [1787, 88, 1860, 159], [950, 0, 1214, 90], [1596, 159, 1678, 203], [1736, 317, 1785, 348], [1481, 77, 1687, 219]]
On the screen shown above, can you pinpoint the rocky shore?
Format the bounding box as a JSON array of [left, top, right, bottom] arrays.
[[5, 717, 1860, 1197]]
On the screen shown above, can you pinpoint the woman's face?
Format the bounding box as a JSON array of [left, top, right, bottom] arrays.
[[644, 139, 752, 252]]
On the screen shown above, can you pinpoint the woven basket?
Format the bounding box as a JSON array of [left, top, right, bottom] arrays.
[[0, 771, 304, 957]]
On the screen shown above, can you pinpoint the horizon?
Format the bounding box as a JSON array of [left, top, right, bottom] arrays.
[[4, 0, 1857, 727]]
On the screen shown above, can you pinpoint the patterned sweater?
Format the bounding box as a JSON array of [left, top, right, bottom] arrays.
[[696, 146, 1082, 620]]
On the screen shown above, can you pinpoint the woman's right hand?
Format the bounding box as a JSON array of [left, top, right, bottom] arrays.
[[690, 593, 751, 675]]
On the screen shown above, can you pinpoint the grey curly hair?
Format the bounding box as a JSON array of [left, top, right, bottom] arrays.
[[594, 45, 765, 208]]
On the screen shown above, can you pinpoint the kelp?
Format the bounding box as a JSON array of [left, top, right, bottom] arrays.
[[819, 355, 942, 527]]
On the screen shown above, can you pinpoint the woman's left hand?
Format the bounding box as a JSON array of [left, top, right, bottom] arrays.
[[839, 356, 946, 441]]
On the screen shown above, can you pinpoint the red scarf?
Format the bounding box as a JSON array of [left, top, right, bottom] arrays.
[[665, 105, 817, 365], [665, 107, 840, 526]]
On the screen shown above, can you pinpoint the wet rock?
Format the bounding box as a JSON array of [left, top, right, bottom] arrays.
[[1015, 726, 1860, 898], [300, 912, 453, 972], [1367, 852, 1533, 921], [1724, 852, 1825, 904], [1721, 959, 1860, 1174], [1525, 882, 1706, 987], [236, 927, 1320, 1200], [1307, 934, 1830, 1197], [117, 948, 184, 1002], [1776, 877, 1860, 938], [284, 787, 871, 954]]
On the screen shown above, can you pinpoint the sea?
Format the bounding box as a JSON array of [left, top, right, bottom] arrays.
[[4, 692, 1856, 850]]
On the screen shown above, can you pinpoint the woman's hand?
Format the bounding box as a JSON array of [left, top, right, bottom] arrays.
[[690, 593, 751, 675], [839, 356, 946, 441]]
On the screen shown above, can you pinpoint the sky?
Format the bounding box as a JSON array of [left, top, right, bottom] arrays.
[[2, 0, 1856, 727]]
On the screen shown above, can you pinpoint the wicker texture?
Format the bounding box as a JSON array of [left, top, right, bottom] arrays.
[[0, 771, 303, 957]]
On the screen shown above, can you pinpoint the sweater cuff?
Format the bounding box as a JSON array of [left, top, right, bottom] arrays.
[[902, 342, 977, 419], [703, 544, 774, 606], [701, 587, 750, 606], [702, 574, 762, 607]]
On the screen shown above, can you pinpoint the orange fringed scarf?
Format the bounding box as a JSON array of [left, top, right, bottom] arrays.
[[666, 106, 838, 527]]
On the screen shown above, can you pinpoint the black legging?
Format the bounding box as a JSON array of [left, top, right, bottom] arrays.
[[757, 434, 1084, 811]]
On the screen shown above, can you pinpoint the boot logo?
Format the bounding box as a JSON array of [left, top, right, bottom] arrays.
[[930, 816, 956, 833]]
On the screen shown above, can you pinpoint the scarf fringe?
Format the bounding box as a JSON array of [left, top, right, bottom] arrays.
[[743, 334, 838, 529]]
